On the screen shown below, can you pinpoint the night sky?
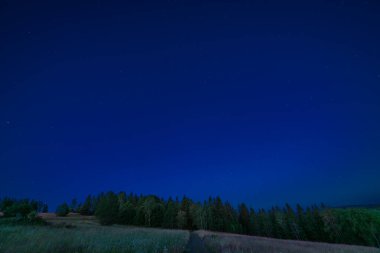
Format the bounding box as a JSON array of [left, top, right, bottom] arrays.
[[1, 0, 380, 210]]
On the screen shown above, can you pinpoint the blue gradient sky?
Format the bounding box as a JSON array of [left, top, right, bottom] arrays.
[[1, 0, 380, 209]]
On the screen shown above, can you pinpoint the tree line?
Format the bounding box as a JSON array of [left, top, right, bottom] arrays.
[[56, 192, 380, 248], [0, 198, 48, 217], [0, 197, 48, 224]]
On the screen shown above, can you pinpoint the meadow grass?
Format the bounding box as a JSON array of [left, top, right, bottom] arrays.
[[196, 230, 380, 253], [0, 221, 189, 253]]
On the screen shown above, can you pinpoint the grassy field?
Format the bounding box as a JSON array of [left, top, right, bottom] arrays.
[[1, 213, 380, 253], [195, 230, 380, 253], [0, 214, 189, 253]]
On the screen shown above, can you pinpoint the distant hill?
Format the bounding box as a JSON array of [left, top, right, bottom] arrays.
[[335, 204, 380, 209]]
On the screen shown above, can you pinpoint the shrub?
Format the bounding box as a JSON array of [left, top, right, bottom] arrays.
[[56, 203, 70, 217], [4, 202, 32, 218], [0, 198, 48, 218]]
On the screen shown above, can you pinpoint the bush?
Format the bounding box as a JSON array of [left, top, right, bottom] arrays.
[[56, 203, 70, 217], [0, 198, 48, 218], [0, 214, 46, 226], [95, 192, 119, 225], [4, 202, 32, 218]]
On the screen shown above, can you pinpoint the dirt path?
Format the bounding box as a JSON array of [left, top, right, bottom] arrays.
[[185, 232, 209, 253]]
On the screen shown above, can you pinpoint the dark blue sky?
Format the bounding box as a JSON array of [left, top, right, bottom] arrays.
[[1, 0, 380, 209]]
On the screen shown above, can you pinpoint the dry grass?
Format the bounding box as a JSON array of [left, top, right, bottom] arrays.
[[196, 230, 380, 253], [4, 213, 379, 253], [0, 214, 189, 253], [39, 212, 99, 227]]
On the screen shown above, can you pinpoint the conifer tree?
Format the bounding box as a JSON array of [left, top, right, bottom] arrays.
[[284, 203, 300, 240], [180, 196, 193, 229], [224, 202, 240, 233], [238, 203, 250, 234], [249, 208, 258, 236], [296, 204, 307, 240], [80, 195, 93, 215], [119, 201, 136, 225], [269, 206, 285, 239], [163, 198, 178, 228], [176, 210, 187, 229], [95, 192, 119, 225], [189, 203, 205, 230], [70, 198, 78, 213]]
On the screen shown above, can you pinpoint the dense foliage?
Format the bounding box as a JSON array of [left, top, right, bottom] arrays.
[[55, 202, 70, 217], [2, 195, 378, 248], [0, 198, 48, 224], [70, 192, 380, 248]]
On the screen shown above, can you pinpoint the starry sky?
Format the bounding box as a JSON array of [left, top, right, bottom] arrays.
[[1, 0, 380, 210]]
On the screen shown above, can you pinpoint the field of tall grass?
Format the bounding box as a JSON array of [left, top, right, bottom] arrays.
[[196, 230, 380, 253], [0, 216, 189, 253], [2, 213, 380, 253]]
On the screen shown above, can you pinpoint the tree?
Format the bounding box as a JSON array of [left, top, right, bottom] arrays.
[[134, 202, 145, 226], [304, 207, 320, 241], [284, 204, 300, 240], [151, 201, 164, 227], [249, 208, 258, 235], [369, 221, 380, 248], [224, 202, 240, 233], [119, 201, 136, 225], [257, 209, 270, 237], [190, 203, 207, 230], [238, 203, 250, 234], [70, 198, 78, 212], [163, 198, 178, 229], [4, 201, 32, 218], [210, 197, 225, 231], [56, 203, 70, 217], [42, 204, 48, 213], [176, 210, 187, 229], [95, 192, 119, 225], [79, 195, 93, 215], [141, 197, 156, 227], [0, 198, 48, 218], [311, 205, 326, 241], [45, 191, 380, 248], [296, 204, 307, 240], [118, 192, 127, 207], [180, 196, 193, 229], [269, 206, 285, 239], [0, 198, 14, 211]]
